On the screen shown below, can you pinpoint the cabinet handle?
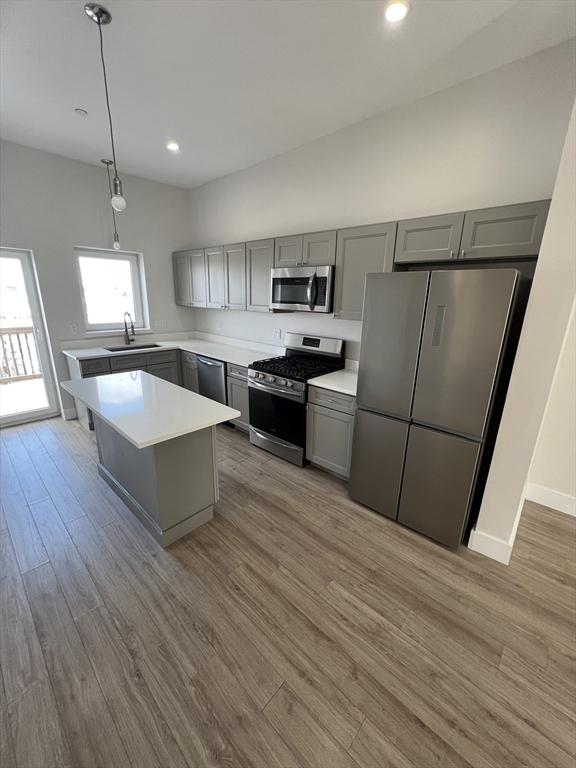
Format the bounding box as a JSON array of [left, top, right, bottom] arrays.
[[461, 250, 466, 258], [449, 250, 454, 259]]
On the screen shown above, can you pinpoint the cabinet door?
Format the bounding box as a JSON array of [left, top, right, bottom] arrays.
[[172, 251, 192, 306], [148, 362, 179, 385], [190, 249, 207, 307], [394, 213, 464, 264], [334, 222, 397, 321], [224, 242, 246, 310], [182, 361, 199, 393], [246, 239, 273, 312], [460, 200, 550, 260], [306, 403, 354, 479], [274, 235, 303, 267], [302, 230, 336, 266], [227, 377, 250, 432], [205, 246, 225, 308]]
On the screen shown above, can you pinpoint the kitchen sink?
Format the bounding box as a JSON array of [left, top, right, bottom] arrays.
[[104, 343, 160, 352]]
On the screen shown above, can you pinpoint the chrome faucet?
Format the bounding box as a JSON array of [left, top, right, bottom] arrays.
[[123, 312, 135, 345]]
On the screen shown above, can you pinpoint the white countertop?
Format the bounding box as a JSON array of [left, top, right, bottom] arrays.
[[60, 371, 240, 449], [62, 339, 278, 368], [308, 369, 357, 397]]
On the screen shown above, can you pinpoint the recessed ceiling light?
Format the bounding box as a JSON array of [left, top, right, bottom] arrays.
[[385, 1, 410, 23], [166, 141, 180, 153], [74, 107, 88, 116]]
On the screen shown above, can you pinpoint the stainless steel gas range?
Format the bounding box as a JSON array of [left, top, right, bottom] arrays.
[[248, 333, 344, 466]]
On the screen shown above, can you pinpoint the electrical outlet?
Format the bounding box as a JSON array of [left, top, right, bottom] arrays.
[[272, 328, 282, 340], [154, 319, 167, 330], [69, 323, 79, 336], [216, 320, 223, 332]]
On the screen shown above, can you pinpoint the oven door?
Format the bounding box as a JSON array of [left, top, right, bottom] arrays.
[[270, 266, 333, 312], [248, 379, 306, 464]]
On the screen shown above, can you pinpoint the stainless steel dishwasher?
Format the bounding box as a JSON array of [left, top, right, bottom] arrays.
[[196, 355, 227, 404]]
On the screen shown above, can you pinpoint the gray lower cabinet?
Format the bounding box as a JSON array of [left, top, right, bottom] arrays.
[[334, 222, 397, 321], [459, 200, 550, 260], [246, 239, 273, 312], [181, 352, 199, 393], [147, 361, 180, 385], [274, 235, 303, 267], [226, 365, 249, 431], [394, 213, 465, 264], [306, 387, 355, 478], [223, 243, 246, 310], [205, 246, 226, 308], [302, 230, 336, 266]]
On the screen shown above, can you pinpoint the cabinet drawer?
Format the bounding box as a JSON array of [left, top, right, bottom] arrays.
[[147, 349, 178, 365], [80, 357, 111, 376], [308, 386, 356, 414], [181, 351, 197, 366], [228, 364, 248, 379], [110, 354, 148, 371]]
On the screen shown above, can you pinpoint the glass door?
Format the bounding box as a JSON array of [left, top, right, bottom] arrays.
[[0, 248, 58, 426]]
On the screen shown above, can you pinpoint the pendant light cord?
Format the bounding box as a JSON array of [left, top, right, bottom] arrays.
[[97, 20, 119, 178]]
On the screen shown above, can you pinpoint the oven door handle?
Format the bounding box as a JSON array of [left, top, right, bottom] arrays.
[[250, 427, 301, 452], [307, 273, 318, 310], [248, 378, 305, 402]]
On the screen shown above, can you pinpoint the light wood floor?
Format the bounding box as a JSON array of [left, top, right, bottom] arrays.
[[0, 417, 575, 768]]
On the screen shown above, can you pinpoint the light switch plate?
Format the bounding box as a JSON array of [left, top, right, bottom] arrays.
[[272, 328, 282, 339]]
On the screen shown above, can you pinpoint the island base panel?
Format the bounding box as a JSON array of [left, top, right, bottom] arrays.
[[94, 416, 217, 546]]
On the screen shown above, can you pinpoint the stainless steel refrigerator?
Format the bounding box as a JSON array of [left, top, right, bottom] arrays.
[[349, 269, 528, 548]]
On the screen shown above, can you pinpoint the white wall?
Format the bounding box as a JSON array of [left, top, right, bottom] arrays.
[[187, 41, 575, 353], [470, 101, 576, 564], [188, 41, 575, 244], [527, 301, 576, 515], [0, 140, 194, 410]]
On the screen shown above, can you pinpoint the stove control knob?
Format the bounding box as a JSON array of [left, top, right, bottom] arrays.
[[267, 375, 276, 383], [277, 378, 286, 386], [286, 381, 294, 388], [256, 373, 263, 379]]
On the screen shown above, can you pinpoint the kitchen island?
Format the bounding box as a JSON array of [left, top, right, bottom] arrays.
[[61, 371, 240, 545]]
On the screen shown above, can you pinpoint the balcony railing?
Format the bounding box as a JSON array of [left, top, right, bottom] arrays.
[[0, 327, 42, 382]]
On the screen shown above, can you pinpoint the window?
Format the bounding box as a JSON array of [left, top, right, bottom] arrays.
[[75, 247, 149, 332]]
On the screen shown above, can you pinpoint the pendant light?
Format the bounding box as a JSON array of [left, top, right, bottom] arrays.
[[85, 3, 127, 213], [101, 159, 121, 249]]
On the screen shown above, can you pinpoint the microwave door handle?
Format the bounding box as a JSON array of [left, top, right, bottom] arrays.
[[307, 274, 318, 310]]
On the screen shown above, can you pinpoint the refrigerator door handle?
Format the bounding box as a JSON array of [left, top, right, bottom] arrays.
[[431, 305, 447, 347]]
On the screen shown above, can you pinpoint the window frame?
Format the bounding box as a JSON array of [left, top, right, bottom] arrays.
[[74, 246, 150, 333]]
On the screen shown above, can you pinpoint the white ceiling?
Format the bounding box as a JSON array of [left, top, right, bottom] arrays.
[[1, 0, 574, 189]]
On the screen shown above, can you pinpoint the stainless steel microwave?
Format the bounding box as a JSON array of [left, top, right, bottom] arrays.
[[270, 265, 334, 313]]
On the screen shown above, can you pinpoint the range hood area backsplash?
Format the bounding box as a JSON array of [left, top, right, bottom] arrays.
[[191, 307, 362, 361]]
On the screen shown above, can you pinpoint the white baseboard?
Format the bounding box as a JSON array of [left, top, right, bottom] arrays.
[[525, 482, 576, 517], [468, 528, 513, 565], [61, 407, 77, 420]]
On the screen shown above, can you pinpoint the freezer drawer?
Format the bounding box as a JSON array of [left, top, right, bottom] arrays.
[[412, 269, 518, 439], [357, 272, 429, 419], [397, 426, 480, 548], [349, 409, 408, 520]]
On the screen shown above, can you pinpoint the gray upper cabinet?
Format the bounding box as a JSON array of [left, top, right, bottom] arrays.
[[205, 246, 226, 308], [223, 242, 246, 310], [394, 213, 465, 264], [459, 200, 550, 260], [173, 251, 193, 307], [246, 239, 273, 312], [302, 230, 336, 266], [274, 235, 303, 267], [334, 222, 397, 321], [190, 249, 207, 307]]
